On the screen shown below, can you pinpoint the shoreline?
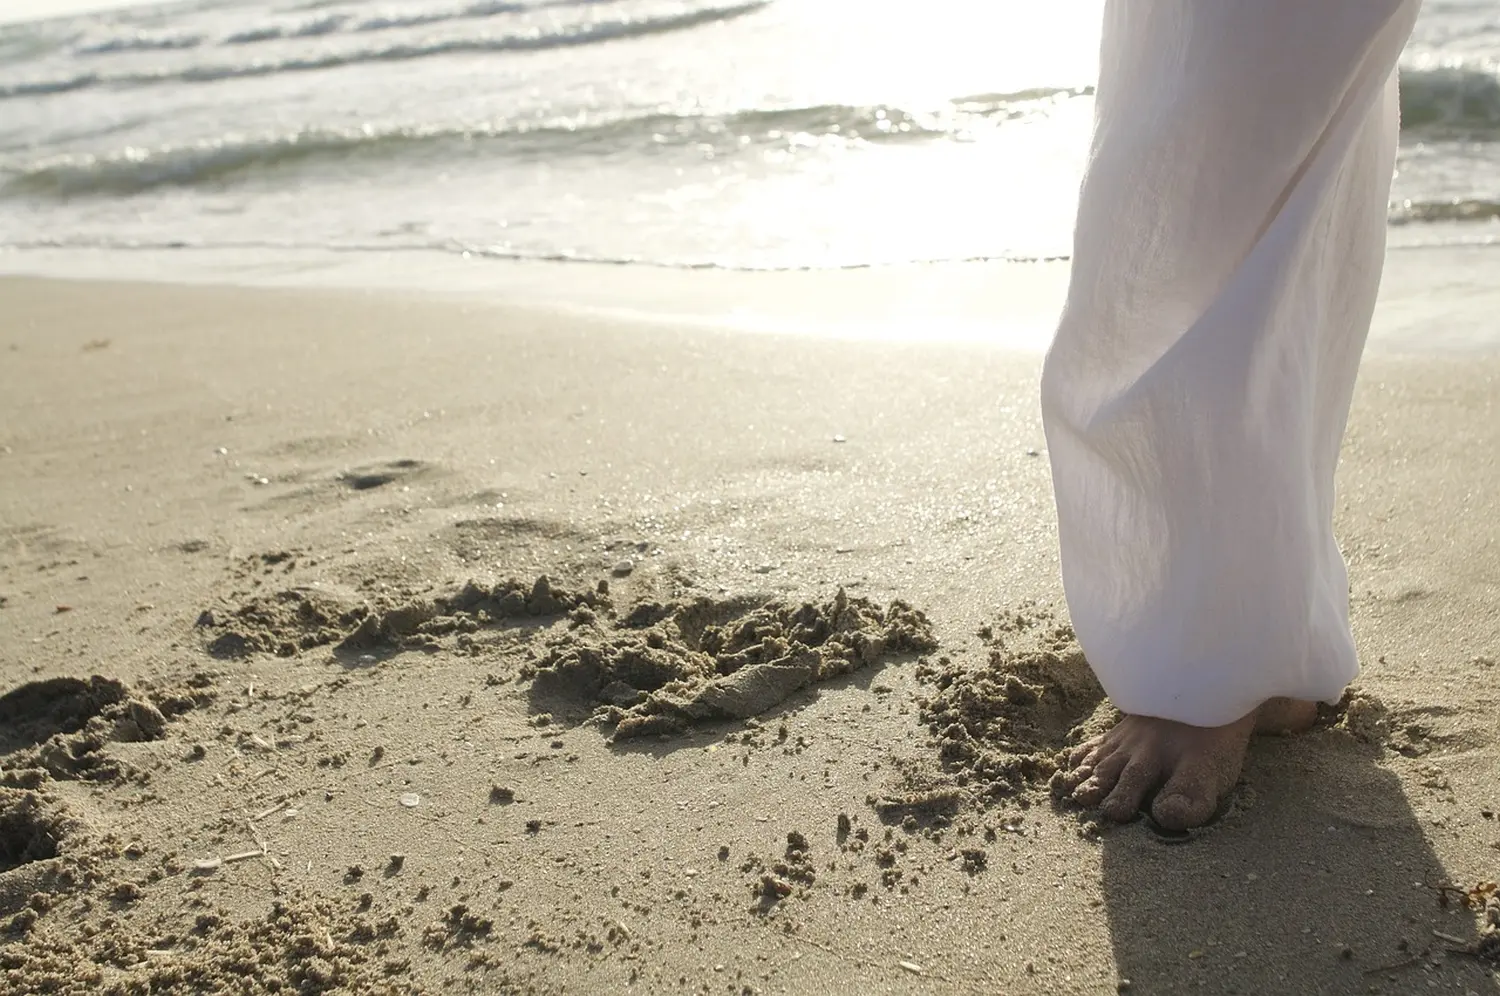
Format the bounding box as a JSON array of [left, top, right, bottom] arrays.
[[4, 240, 1500, 354]]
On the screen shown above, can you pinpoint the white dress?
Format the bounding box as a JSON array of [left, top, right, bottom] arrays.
[[1041, 0, 1423, 727]]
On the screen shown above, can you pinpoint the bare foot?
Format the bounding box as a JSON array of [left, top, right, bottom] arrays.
[[1059, 698, 1318, 831]]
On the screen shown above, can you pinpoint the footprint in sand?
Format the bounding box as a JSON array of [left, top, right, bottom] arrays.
[[0, 675, 169, 784], [0, 789, 85, 917], [339, 458, 427, 491]]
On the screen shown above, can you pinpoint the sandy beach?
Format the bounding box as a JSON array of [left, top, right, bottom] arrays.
[[1, 253, 1497, 995]]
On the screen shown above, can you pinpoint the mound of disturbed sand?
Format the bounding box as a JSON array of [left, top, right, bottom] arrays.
[[201, 574, 936, 742], [5, 891, 424, 996], [200, 576, 607, 660], [915, 612, 1113, 804], [522, 587, 937, 739], [0, 668, 213, 934], [0, 676, 170, 785], [339, 576, 608, 653]]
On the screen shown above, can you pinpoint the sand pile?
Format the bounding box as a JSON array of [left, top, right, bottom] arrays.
[[202, 588, 369, 659], [200, 573, 936, 741], [5, 891, 422, 996], [200, 576, 608, 660], [915, 611, 1111, 804], [339, 576, 609, 653], [522, 587, 937, 739], [1313, 687, 1466, 759]]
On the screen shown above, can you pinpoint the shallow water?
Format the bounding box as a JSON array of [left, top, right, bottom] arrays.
[[2, 0, 1499, 270]]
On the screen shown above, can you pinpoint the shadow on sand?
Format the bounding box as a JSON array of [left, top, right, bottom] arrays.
[[1101, 729, 1497, 995]]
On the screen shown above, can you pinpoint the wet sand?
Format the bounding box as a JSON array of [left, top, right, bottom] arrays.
[[1, 263, 1496, 994]]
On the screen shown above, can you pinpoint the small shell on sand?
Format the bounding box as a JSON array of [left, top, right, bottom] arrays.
[[399, 792, 421, 808]]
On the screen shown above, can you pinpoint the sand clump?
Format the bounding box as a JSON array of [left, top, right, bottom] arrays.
[[522, 587, 937, 739], [202, 588, 370, 659], [199, 568, 931, 739], [739, 831, 821, 911], [1319, 688, 1394, 744], [200, 576, 608, 659], [4, 892, 420, 996], [341, 575, 608, 652], [1315, 688, 1470, 758], [199, 571, 937, 740], [915, 613, 1112, 804], [421, 903, 495, 952], [867, 771, 966, 828]]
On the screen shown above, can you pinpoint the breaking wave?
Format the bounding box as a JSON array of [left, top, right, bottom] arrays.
[[1400, 64, 1500, 137], [0, 91, 1085, 198], [1, 1, 769, 100]]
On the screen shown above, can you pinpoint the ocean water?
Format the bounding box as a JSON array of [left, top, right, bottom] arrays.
[[2, 0, 1500, 271]]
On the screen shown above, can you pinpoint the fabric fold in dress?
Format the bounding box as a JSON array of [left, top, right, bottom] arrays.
[[1041, 0, 1423, 727]]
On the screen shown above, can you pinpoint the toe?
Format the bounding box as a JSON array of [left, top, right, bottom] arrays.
[[1098, 756, 1162, 822], [1068, 735, 1106, 767], [1069, 736, 1120, 777], [1150, 764, 1228, 831], [1071, 750, 1130, 806]]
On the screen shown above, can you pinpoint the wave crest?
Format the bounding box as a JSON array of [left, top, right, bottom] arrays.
[[225, 14, 347, 45], [0, 92, 1085, 199], [1390, 197, 1500, 225], [76, 33, 203, 55], [1400, 64, 1500, 137], [2, 1, 769, 101]]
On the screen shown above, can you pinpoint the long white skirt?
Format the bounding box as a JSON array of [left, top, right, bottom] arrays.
[[1041, 0, 1422, 727]]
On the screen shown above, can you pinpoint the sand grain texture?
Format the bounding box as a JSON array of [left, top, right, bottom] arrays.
[[1, 272, 1497, 994]]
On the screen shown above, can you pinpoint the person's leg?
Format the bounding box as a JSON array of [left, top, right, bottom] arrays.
[[1041, 0, 1420, 829]]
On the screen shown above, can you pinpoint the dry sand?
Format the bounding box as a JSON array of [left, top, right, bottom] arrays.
[[0, 264, 1497, 995]]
